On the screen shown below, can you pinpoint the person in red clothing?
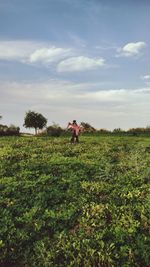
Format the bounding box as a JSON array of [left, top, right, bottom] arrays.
[[67, 120, 82, 143]]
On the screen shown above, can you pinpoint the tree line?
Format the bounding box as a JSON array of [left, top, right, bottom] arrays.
[[1, 111, 150, 136]]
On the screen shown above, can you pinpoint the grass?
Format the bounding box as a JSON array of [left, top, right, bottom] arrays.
[[0, 135, 150, 266]]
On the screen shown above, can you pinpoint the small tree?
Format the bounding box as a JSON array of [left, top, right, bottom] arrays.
[[23, 111, 47, 134], [47, 123, 64, 137], [80, 122, 96, 132], [113, 128, 123, 133]]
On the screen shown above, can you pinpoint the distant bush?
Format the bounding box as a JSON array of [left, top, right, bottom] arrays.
[[97, 128, 111, 134], [81, 121, 96, 132], [113, 128, 124, 133], [46, 123, 64, 137], [0, 124, 20, 136], [127, 127, 150, 135]]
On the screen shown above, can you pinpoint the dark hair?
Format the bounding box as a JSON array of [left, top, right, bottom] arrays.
[[73, 120, 77, 124]]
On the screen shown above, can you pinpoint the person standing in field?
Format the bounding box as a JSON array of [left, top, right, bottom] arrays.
[[67, 120, 82, 143]]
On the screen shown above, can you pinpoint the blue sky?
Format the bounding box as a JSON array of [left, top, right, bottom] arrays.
[[0, 0, 150, 131]]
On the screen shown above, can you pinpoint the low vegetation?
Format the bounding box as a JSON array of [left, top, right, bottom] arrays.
[[0, 135, 150, 266], [0, 124, 20, 136]]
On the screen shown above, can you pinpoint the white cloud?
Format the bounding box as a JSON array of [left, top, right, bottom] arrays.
[[0, 41, 34, 61], [0, 40, 72, 66], [1, 80, 150, 106], [78, 89, 127, 102], [1, 80, 150, 131], [141, 75, 150, 80], [79, 88, 150, 103], [0, 40, 106, 71], [29, 47, 71, 64], [0, 40, 41, 62], [117, 41, 146, 57], [57, 56, 105, 72]]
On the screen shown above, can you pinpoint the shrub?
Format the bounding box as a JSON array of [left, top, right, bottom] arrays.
[[0, 124, 20, 136], [47, 123, 64, 137]]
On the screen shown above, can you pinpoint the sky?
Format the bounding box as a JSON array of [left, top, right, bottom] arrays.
[[0, 0, 150, 131]]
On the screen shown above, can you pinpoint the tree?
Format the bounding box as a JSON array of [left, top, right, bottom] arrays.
[[80, 121, 96, 132], [113, 128, 123, 133], [0, 124, 20, 136], [47, 123, 64, 137], [23, 111, 47, 134]]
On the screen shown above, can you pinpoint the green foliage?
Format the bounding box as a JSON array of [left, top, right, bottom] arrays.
[[47, 123, 64, 137], [0, 136, 150, 266], [113, 128, 123, 133], [127, 127, 150, 136], [0, 124, 20, 136], [81, 121, 96, 132], [23, 111, 47, 134]]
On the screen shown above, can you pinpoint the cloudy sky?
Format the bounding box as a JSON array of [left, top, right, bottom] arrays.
[[0, 0, 150, 131]]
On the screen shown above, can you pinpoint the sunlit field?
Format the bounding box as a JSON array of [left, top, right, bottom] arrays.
[[0, 136, 150, 266]]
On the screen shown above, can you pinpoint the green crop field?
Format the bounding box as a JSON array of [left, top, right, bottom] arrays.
[[0, 136, 150, 267]]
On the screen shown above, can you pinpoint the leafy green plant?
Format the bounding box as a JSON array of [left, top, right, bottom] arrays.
[[0, 136, 150, 266]]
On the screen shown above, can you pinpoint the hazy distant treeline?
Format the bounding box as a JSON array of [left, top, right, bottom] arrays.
[[0, 124, 20, 136], [1, 122, 150, 137]]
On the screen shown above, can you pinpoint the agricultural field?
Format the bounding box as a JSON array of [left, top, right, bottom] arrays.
[[0, 135, 150, 267]]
